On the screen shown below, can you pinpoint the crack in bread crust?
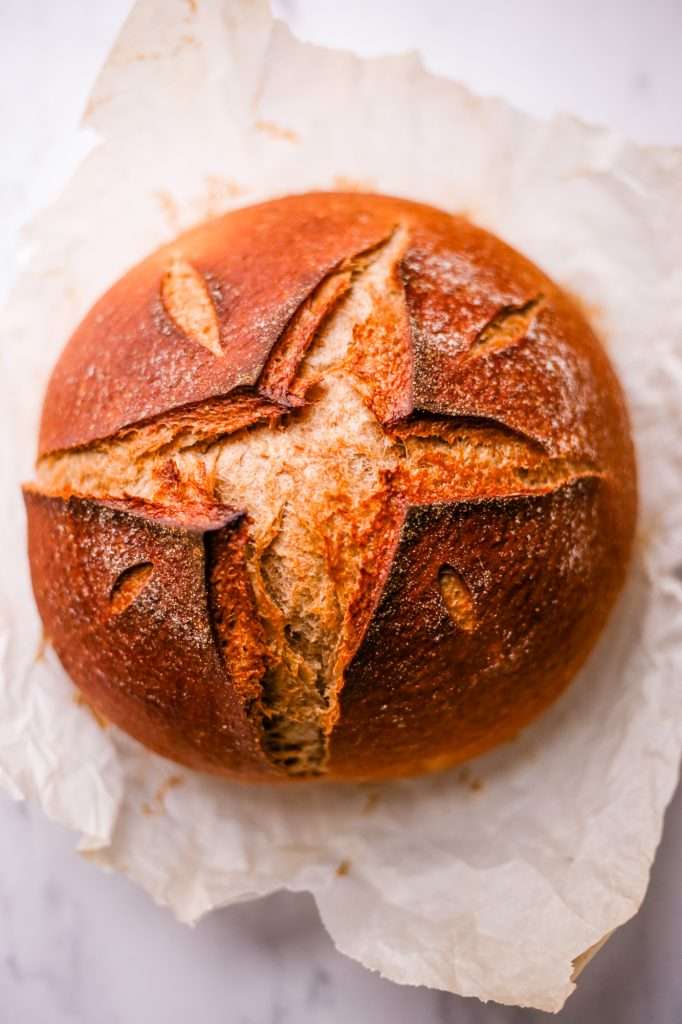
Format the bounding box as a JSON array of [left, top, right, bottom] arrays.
[[36, 393, 288, 498], [161, 258, 223, 358], [31, 225, 608, 778], [464, 294, 545, 363]]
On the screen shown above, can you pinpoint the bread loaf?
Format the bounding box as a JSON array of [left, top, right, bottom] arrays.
[[24, 192, 637, 782]]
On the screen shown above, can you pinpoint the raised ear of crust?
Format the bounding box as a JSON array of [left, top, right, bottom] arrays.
[[23, 487, 281, 779], [328, 477, 632, 781], [38, 193, 402, 456], [400, 213, 631, 470]]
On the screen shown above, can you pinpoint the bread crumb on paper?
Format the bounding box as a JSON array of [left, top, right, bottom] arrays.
[[362, 791, 382, 814], [333, 175, 376, 193], [255, 120, 299, 143], [34, 631, 49, 663], [73, 691, 109, 730], [457, 766, 484, 792], [156, 190, 181, 232], [203, 175, 248, 217], [142, 774, 185, 816]]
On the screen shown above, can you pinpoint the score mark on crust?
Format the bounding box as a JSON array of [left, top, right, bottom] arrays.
[[109, 562, 154, 615], [464, 294, 544, 363], [438, 564, 476, 632], [161, 257, 223, 357]]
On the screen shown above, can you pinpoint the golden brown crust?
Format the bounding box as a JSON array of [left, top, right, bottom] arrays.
[[26, 192, 637, 782], [328, 477, 627, 780], [38, 195, 400, 455], [24, 488, 281, 779]]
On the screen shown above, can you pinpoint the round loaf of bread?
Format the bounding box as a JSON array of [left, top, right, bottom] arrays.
[[25, 192, 637, 782]]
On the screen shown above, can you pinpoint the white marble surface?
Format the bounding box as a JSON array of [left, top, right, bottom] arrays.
[[1, 2, 681, 1021]]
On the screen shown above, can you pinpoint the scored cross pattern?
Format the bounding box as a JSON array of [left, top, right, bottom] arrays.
[[37, 224, 603, 776], [27, 172, 640, 791]]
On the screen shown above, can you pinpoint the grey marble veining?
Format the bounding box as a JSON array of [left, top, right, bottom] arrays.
[[0, 785, 681, 1024]]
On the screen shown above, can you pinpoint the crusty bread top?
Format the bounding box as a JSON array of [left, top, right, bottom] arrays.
[[39, 193, 624, 467], [32, 193, 636, 778]]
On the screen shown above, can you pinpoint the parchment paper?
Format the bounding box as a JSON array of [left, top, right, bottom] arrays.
[[2, 0, 682, 1011]]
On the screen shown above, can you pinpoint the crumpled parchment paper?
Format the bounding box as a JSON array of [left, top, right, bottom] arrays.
[[1, 0, 682, 1011]]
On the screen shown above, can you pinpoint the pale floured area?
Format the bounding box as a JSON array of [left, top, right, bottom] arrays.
[[206, 235, 408, 772], [35, 231, 410, 774]]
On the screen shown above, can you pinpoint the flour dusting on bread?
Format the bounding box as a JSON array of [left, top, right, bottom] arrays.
[[27, 193, 635, 781]]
